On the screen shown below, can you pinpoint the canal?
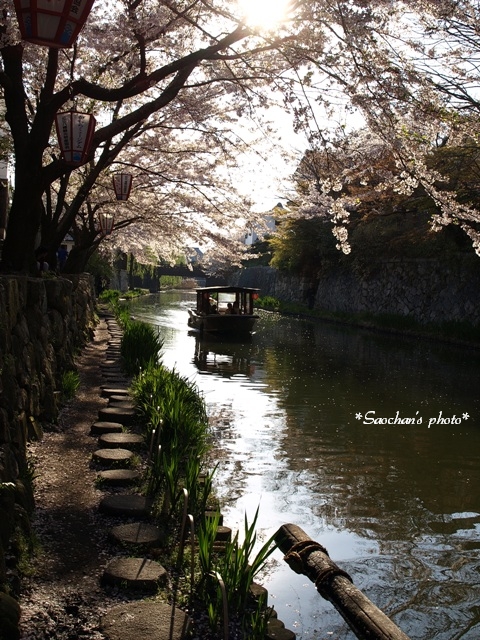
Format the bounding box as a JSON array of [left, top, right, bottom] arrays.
[[129, 290, 480, 640]]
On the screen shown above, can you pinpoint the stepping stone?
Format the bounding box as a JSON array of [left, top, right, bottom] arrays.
[[101, 366, 123, 375], [102, 375, 128, 383], [250, 581, 268, 602], [103, 380, 130, 388], [92, 448, 134, 465], [98, 433, 143, 449], [97, 469, 141, 486], [90, 421, 124, 435], [204, 510, 223, 525], [100, 601, 191, 640], [110, 522, 165, 548], [98, 406, 136, 425], [109, 394, 132, 403], [266, 619, 296, 640], [99, 494, 153, 517], [215, 525, 232, 542], [101, 387, 130, 398], [102, 371, 127, 379], [102, 557, 168, 590], [108, 400, 135, 410]]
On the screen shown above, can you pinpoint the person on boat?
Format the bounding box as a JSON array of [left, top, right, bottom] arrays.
[[226, 303, 233, 314], [232, 300, 240, 314], [201, 292, 210, 314]]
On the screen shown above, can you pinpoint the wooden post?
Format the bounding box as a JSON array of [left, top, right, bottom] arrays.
[[275, 524, 411, 640]]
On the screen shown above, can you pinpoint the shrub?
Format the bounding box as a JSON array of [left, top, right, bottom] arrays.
[[121, 320, 164, 375], [98, 288, 120, 304], [131, 362, 211, 520]]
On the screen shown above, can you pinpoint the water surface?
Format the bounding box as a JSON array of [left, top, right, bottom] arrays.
[[130, 291, 480, 639]]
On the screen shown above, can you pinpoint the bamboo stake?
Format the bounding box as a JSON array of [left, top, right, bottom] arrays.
[[275, 523, 410, 640]]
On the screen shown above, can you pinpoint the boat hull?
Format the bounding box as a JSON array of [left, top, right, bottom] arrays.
[[188, 310, 258, 333]]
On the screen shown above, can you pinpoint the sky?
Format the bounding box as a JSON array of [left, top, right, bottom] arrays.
[[232, 109, 307, 212], [231, 0, 365, 212], [232, 95, 365, 213]]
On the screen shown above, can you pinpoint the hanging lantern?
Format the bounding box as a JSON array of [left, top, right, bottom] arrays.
[[113, 173, 133, 201], [55, 108, 96, 165], [99, 212, 114, 236], [13, 0, 95, 48]]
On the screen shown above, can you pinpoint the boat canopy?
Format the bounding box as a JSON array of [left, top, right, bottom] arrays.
[[194, 286, 261, 294], [194, 286, 260, 316]]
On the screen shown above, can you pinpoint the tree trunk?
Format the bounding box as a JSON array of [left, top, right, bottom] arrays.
[[63, 245, 92, 274], [1, 174, 44, 273], [128, 252, 134, 289]]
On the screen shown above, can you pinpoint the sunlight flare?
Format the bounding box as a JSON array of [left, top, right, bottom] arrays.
[[238, 0, 291, 30]]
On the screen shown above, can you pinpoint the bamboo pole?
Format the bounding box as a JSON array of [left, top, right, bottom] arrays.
[[275, 523, 411, 640]]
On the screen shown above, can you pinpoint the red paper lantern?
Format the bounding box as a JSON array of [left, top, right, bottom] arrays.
[[99, 212, 114, 236], [113, 173, 133, 201], [55, 109, 96, 165], [13, 0, 95, 48]]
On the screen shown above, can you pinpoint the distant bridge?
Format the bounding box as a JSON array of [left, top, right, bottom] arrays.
[[155, 264, 224, 286]]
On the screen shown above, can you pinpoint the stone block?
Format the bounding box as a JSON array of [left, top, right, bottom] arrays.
[[47, 308, 66, 348], [0, 591, 21, 640], [0, 409, 9, 445]]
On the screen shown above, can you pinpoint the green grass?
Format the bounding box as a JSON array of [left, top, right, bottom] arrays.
[[98, 288, 148, 302], [121, 321, 164, 375], [123, 288, 150, 299], [98, 288, 121, 304], [60, 370, 80, 401], [197, 507, 277, 637], [131, 362, 211, 522]]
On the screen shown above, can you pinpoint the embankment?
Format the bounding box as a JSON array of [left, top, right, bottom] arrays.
[[0, 274, 97, 638], [231, 258, 480, 329]]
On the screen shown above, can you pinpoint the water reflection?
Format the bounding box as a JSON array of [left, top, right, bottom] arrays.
[[192, 333, 256, 378], [130, 291, 480, 639]]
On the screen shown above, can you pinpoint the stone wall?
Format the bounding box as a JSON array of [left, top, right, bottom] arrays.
[[231, 257, 480, 326], [0, 274, 97, 636]]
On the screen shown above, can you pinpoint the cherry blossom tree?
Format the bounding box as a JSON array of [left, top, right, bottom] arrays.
[[41, 95, 262, 273], [3, 0, 479, 274], [283, 0, 480, 255], [1, 0, 317, 273]]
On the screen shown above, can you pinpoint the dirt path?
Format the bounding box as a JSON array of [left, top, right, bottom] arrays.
[[19, 318, 126, 640]]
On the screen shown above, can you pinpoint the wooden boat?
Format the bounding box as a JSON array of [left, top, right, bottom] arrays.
[[187, 286, 260, 334]]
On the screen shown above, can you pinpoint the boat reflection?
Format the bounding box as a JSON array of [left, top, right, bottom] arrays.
[[191, 333, 256, 378]]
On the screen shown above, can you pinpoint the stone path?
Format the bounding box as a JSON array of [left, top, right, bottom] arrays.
[[89, 314, 192, 640], [19, 311, 191, 640]]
